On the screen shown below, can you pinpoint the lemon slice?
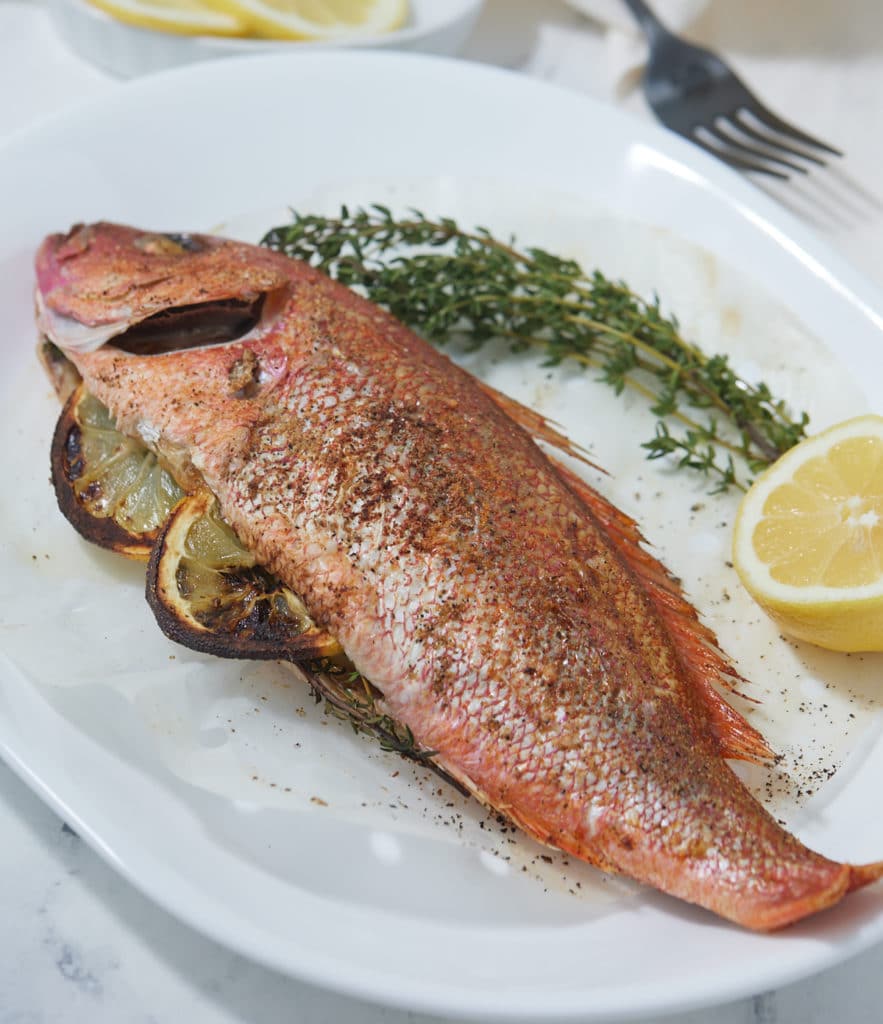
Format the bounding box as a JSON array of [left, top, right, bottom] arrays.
[[144, 492, 449, 769], [85, 0, 246, 36], [51, 384, 185, 560], [146, 490, 342, 660], [733, 414, 883, 651], [209, 0, 407, 40]]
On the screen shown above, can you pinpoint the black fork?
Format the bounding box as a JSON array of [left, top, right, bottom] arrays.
[[623, 0, 842, 179]]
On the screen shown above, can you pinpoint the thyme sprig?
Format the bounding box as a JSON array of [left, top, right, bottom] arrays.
[[263, 206, 809, 492], [304, 661, 468, 795]]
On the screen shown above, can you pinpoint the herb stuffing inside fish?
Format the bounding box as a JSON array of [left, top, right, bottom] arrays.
[[34, 221, 883, 931]]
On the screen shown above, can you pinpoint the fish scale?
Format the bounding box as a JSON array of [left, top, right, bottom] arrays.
[[35, 221, 883, 930]]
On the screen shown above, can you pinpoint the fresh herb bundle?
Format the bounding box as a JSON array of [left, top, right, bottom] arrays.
[[263, 206, 809, 492]]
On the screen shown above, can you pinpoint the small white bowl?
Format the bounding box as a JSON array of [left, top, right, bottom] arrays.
[[48, 0, 485, 78]]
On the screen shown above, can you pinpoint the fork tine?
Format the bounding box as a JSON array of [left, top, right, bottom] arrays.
[[696, 125, 806, 177], [688, 131, 789, 180], [728, 115, 827, 167], [740, 103, 843, 157]]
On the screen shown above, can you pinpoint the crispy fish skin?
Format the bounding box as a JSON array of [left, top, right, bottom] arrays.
[[35, 222, 883, 930]]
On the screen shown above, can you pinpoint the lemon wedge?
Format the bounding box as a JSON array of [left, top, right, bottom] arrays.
[[86, 0, 246, 35], [209, 0, 408, 40], [732, 414, 883, 651]]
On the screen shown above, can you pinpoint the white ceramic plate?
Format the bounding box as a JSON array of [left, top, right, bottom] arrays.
[[2, 52, 883, 1023], [47, 0, 484, 77]]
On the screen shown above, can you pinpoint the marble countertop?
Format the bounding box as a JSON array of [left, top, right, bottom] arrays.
[[3, 1, 883, 1020], [4, 753, 881, 1024]]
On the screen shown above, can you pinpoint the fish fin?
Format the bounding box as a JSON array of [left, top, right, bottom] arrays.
[[476, 380, 605, 473], [551, 459, 774, 765], [848, 861, 883, 892], [428, 752, 621, 873]]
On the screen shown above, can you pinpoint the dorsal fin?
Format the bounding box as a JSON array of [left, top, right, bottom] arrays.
[[551, 459, 773, 765], [477, 378, 772, 763], [476, 380, 603, 471]]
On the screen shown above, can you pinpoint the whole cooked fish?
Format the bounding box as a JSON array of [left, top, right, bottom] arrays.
[[35, 221, 883, 930]]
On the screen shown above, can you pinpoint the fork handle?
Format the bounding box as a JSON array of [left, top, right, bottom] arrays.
[[621, 0, 671, 44]]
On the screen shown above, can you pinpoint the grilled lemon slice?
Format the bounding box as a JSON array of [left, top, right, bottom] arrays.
[[51, 384, 185, 559], [144, 491, 451, 771], [146, 490, 342, 661]]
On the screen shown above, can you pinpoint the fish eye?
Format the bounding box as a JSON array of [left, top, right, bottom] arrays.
[[162, 232, 205, 252], [134, 232, 207, 256]]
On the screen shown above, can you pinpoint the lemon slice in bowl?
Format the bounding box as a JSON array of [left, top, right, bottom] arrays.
[[85, 0, 247, 36], [732, 414, 883, 652], [209, 0, 408, 40]]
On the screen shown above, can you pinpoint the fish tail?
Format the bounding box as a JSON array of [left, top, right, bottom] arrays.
[[746, 859, 883, 931], [848, 860, 883, 892]]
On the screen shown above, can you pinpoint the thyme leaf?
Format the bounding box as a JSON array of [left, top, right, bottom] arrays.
[[262, 206, 810, 491]]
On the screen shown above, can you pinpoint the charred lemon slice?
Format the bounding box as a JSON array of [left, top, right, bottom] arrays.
[[145, 492, 451, 775], [146, 490, 342, 661], [51, 384, 185, 559]]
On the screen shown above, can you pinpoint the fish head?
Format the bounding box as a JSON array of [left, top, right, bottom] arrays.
[[35, 222, 292, 360]]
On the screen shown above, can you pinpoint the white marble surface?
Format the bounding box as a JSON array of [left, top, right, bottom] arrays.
[[3, 1, 883, 1021]]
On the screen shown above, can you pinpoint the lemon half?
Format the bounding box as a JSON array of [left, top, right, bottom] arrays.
[[733, 414, 883, 651]]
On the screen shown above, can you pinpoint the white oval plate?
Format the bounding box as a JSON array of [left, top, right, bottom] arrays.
[[47, 0, 484, 77], [2, 52, 883, 1023]]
